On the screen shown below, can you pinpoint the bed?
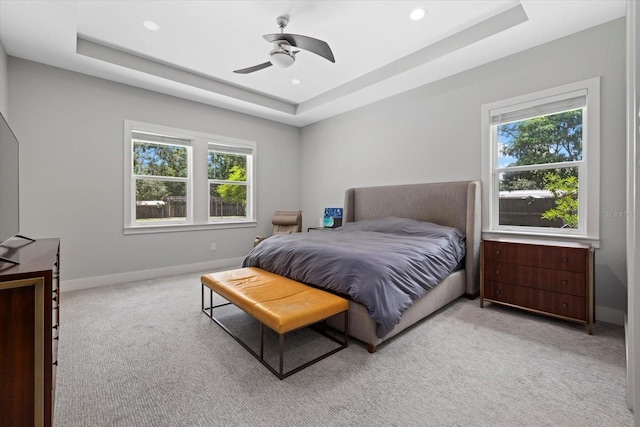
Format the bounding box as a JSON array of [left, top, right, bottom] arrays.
[[243, 181, 481, 352]]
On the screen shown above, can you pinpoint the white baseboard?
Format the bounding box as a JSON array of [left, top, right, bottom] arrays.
[[596, 305, 625, 326], [61, 257, 245, 292]]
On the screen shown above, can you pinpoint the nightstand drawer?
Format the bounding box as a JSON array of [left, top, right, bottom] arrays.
[[483, 240, 587, 273], [483, 261, 586, 297], [484, 281, 586, 321]]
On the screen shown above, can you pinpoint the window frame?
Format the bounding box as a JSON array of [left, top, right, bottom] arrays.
[[481, 77, 600, 245], [124, 120, 257, 234]]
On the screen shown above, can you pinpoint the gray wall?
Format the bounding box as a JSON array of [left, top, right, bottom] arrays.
[[8, 59, 300, 281], [300, 19, 628, 314], [0, 40, 8, 116]]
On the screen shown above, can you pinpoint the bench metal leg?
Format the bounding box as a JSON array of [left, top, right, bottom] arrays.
[[201, 282, 349, 380], [279, 334, 284, 377], [260, 323, 264, 359], [274, 310, 348, 379], [202, 282, 230, 319]]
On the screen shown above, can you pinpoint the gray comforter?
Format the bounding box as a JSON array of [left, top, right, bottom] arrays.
[[242, 217, 466, 337]]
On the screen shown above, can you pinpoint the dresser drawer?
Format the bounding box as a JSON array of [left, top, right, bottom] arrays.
[[483, 261, 586, 297], [484, 281, 586, 321], [483, 279, 531, 306], [483, 240, 587, 273]]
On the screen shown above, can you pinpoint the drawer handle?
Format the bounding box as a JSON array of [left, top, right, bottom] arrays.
[[495, 289, 501, 295], [561, 280, 568, 285], [562, 257, 568, 262], [495, 270, 500, 275], [495, 250, 501, 255], [562, 302, 568, 308]]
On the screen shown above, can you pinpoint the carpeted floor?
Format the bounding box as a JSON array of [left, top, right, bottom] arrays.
[[54, 271, 633, 426]]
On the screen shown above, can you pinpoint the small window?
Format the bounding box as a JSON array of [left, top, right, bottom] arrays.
[[482, 78, 600, 242], [132, 132, 191, 224], [208, 144, 250, 221], [124, 121, 256, 234]]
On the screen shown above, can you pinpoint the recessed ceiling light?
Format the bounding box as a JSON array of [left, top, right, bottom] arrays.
[[143, 20, 160, 31], [291, 78, 301, 85], [410, 8, 426, 21]]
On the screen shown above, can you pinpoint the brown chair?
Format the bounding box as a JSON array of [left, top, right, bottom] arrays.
[[254, 210, 302, 246]]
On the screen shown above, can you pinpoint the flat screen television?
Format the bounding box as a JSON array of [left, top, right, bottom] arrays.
[[0, 112, 20, 246], [0, 113, 34, 265]]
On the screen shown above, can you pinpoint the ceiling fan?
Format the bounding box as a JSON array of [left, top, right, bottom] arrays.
[[233, 16, 335, 74]]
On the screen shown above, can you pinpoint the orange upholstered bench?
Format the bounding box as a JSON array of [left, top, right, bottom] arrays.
[[201, 267, 349, 379]]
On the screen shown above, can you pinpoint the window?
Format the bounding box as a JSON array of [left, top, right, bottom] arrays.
[[481, 78, 600, 243], [124, 121, 256, 234], [132, 132, 191, 224], [208, 144, 250, 221]]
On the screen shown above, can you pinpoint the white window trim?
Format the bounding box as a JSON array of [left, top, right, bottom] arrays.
[[124, 120, 257, 234], [481, 77, 600, 247]]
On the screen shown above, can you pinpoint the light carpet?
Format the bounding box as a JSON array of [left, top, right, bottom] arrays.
[[54, 271, 633, 426]]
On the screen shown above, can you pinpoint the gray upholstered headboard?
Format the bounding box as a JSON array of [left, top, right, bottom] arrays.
[[343, 181, 481, 296]]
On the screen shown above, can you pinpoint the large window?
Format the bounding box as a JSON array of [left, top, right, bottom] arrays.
[[481, 78, 600, 242], [124, 121, 256, 234]]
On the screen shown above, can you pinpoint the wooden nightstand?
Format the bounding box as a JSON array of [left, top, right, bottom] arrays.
[[480, 237, 594, 334]]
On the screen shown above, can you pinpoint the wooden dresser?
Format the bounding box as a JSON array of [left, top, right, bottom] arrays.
[[480, 237, 594, 333], [0, 238, 60, 427]]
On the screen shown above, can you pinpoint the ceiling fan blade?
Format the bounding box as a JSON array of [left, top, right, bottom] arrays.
[[233, 61, 273, 74], [264, 33, 335, 63]]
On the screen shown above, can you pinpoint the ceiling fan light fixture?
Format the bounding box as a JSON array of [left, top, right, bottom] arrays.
[[270, 51, 295, 68]]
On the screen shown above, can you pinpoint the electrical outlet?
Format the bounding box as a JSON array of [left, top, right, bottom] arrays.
[[210, 243, 217, 251]]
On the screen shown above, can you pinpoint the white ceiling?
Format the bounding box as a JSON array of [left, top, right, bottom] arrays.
[[0, 1, 627, 127]]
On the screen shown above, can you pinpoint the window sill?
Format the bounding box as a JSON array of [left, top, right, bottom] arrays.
[[124, 221, 256, 235], [481, 229, 600, 248]]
